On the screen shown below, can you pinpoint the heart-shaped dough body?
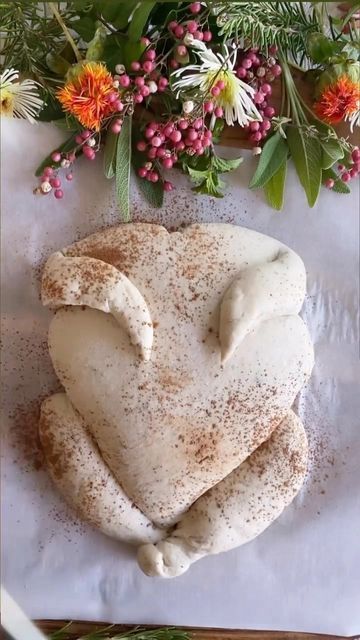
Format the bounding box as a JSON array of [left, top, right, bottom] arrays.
[[43, 223, 313, 529]]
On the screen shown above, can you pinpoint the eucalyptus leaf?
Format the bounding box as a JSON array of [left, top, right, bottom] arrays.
[[264, 159, 287, 210], [128, 1, 157, 41], [103, 130, 118, 179], [322, 168, 351, 194], [249, 132, 288, 189], [115, 116, 132, 221], [287, 127, 322, 207]]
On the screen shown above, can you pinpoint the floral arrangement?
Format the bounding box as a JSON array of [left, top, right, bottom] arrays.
[[46, 623, 190, 640], [1, 1, 359, 216]]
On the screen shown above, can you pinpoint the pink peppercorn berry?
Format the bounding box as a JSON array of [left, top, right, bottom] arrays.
[[50, 177, 61, 188], [54, 189, 63, 199], [325, 178, 334, 189], [190, 2, 201, 13], [51, 151, 61, 163]]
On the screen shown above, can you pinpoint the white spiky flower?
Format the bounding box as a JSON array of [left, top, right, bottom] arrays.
[[345, 102, 360, 132], [171, 41, 262, 127], [0, 68, 44, 123]]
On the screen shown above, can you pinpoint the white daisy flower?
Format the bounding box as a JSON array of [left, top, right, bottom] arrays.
[[171, 40, 261, 127], [345, 102, 360, 132], [0, 68, 44, 123]]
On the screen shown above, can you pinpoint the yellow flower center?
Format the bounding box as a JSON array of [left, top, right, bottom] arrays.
[[204, 69, 237, 107], [0, 89, 15, 117]]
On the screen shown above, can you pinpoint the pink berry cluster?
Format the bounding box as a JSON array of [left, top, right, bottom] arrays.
[[136, 116, 213, 190], [35, 130, 98, 199], [235, 46, 281, 149], [167, 2, 212, 70], [325, 147, 360, 188]]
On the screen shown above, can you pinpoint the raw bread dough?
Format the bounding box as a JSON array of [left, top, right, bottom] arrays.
[[39, 223, 314, 577]]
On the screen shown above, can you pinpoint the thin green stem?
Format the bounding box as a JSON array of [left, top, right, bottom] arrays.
[[48, 2, 81, 62]]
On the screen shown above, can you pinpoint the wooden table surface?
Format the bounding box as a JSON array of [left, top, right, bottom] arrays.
[[37, 620, 359, 639]]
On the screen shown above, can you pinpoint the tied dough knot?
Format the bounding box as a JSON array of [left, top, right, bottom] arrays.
[[137, 541, 192, 578]]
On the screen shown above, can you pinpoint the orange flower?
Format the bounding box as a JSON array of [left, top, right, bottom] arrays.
[[314, 75, 360, 125], [57, 63, 116, 131]]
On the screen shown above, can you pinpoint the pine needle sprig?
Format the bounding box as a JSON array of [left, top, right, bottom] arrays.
[[48, 624, 191, 640], [213, 1, 320, 60]]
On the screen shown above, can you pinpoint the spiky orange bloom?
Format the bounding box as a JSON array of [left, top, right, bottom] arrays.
[[314, 75, 360, 125], [57, 63, 116, 131]]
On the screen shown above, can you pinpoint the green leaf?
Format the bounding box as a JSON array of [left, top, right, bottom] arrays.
[[128, 1, 157, 41], [124, 39, 147, 70], [102, 33, 126, 72], [95, 0, 139, 29], [249, 132, 288, 189], [86, 24, 107, 61], [306, 32, 342, 64], [264, 159, 287, 210], [35, 136, 76, 177], [322, 168, 351, 194], [136, 175, 164, 208], [212, 156, 243, 172], [45, 52, 71, 76], [71, 16, 96, 41], [115, 116, 132, 221], [319, 138, 345, 170], [287, 127, 322, 208], [103, 130, 118, 179]]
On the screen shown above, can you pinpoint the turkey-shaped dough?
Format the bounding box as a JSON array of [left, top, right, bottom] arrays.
[[39, 223, 314, 577]]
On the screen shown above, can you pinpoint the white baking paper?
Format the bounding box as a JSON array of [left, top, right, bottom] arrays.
[[1, 119, 359, 635]]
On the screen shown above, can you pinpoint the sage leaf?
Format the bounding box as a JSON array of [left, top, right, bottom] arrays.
[[322, 168, 351, 194], [320, 138, 344, 169], [249, 132, 288, 189], [115, 116, 132, 221], [287, 127, 322, 207], [103, 130, 117, 179], [128, 1, 156, 41], [264, 159, 287, 210], [136, 176, 164, 208]]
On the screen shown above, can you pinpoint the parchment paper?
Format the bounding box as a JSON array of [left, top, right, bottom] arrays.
[[1, 119, 359, 635]]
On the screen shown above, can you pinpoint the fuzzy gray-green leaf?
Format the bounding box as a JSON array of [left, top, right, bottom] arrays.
[[249, 132, 288, 189], [264, 159, 287, 210], [115, 116, 132, 221], [287, 127, 322, 207]]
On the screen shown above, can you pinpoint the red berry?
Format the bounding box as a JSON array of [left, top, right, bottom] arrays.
[[163, 181, 174, 191], [164, 124, 174, 137], [325, 178, 334, 189], [83, 146, 95, 159], [151, 136, 162, 147], [193, 30, 203, 40], [250, 132, 262, 143], [134, 93, 143, 103], [254, 91, 265, 104], [203, 30, 212, 42], [187, 20, 198, 33], [50, 177, 61, 188], [140, 85, 150, 97], [341, 171, 351, 182], [170, 59, 179, 69], [264, 106, 275, 118], [178, 119, 189, 130], [216, 79, 225, 90], [203, 129, 212, 139], [147, 147, 157, 159], [261, 83, 272, 95], [141, 37, 150, 46], [157, 147, 167, 158], [150, 171, 159, 182], [119, 75, 130, 87], [43, 166, 53, 176], [162, 157, 173, 169], [193, 118, 203, 130], [272, 64, 282, 76], [170, 129, 182, 142], [338, 164, 345, 171], [138, 167, 147, 178], [214, 106, 223, 118], [204, 101, 214, 113], [187, 128, 198, 141], [168, 20, 178, 31], [250, 121, 260, 132], [51, 151, 61, 162], [54, 189, 64, 199], [261, 119, 271, 131], [351, 148, 360, 162], [349, 167, 358, 178], [145, 128, 155, 139], [241, 58, 252, 69], [177, 45, 187, 57], [158, 76, 169, 89], [135, 76, 145, 87], [236, 67, 247, 79], [190, 2, 201, 13], [142, 61, 154, 73], [66, 173, 73, 181], [211, 86, 221, 97], [174, 25, 184, 38], [145, 49, 156, 61], [131, 61, 141, 71], [176, 141, 185, 152]]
